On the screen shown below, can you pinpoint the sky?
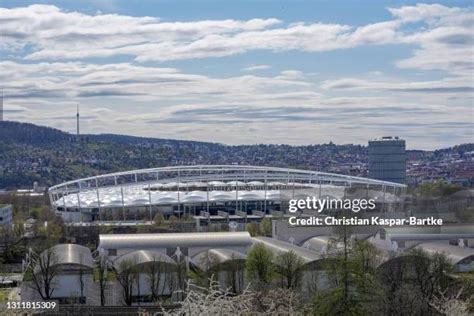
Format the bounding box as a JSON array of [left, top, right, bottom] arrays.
[[1, 0, 473, 149]]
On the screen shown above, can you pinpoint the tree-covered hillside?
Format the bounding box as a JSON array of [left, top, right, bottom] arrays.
[[0, 121, 472, 189]]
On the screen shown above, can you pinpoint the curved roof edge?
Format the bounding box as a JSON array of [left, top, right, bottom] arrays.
[[99, 231, 252, 250], [415, 242, 474, 265], [252, 236, 322, 264], [192, 248, 246, 271], [49, 164, 407, 191], [38, 244, 94, 269], [113, 250, 176, 271]]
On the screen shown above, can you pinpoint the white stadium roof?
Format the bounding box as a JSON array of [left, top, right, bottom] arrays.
[[49, 165, 405, 210]]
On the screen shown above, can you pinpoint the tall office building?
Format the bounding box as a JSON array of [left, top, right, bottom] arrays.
[[368, 136, 406, 184]]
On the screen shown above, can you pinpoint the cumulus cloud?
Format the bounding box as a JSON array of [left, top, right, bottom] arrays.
[[242, 65, 271, 71], [277, 70, 305, 80], [0, 3, 470, 74], [1, 3, 472, 148], [320, 76, 474, 94], [0, 60, 315, 104]]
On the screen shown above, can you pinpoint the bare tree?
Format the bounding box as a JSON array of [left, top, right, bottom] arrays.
[[379, 256, 423, 315], [145, 255, 165, 303], [77, 253, 85, 303], [29, 247, 59, 300], [78, 265, 85, 302], [170, 257, 187, 301], [0, 224, 18, 263], [135, 266, 141, 306], [160, 261, 172, 299], [223, 254, 245, 294], [379, 249, 455, 315], [112, 259, 138, 306], [96, 254, 108, 306], [275, 250, 304, 289], [193, 251, 219, 289], [303, 270, 320, 298], [330, 216, 353, 311]]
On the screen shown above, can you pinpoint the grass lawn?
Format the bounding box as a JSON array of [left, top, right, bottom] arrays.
[[0, 289, 11, 301]]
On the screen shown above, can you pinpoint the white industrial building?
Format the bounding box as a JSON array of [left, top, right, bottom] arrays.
[[20, 224, 474, 306], [112, 249, 177, 304], [0, 204, 13, 226], [32, 244, 95, 304], [98, 231, 252, 304]]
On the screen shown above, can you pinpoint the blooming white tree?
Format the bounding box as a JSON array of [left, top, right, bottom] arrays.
[[162, 278, 307, 315], [429, 287, 469, 316]]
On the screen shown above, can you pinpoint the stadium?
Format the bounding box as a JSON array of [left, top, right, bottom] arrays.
[[48, 165, 406, 223]]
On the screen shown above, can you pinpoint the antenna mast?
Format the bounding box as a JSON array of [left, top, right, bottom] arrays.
[[76, 104, 80, 136]]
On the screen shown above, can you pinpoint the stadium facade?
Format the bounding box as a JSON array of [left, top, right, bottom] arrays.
[[48, 165, 406, 223]]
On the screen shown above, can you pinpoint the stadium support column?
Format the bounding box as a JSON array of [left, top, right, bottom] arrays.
[[206, 183, 210, 224], [95, 178, 101, 221], [381, 184, 386, 213], [148, 183, 152, 221], [264, 170, 267, 214], [63, 184, 69, 217], [121, 185, 125, 221], [292, 175, 295, 199], [78, 181, 83, 222], [62, 192, 67, 215], [48, 191, 54, 211], [392, 185, 397, 212], [365, 184, 370, 216], [178, 168, 181, 220], [401, 186, 407, 212], [235, 180, 238, 215], [77, 192, 82, 222]]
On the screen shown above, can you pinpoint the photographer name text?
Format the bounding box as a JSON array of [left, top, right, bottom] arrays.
[[288, 216, 443, 227]]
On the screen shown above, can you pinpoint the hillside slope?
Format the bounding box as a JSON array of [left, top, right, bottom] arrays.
[[0, 121, 472, 189]]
